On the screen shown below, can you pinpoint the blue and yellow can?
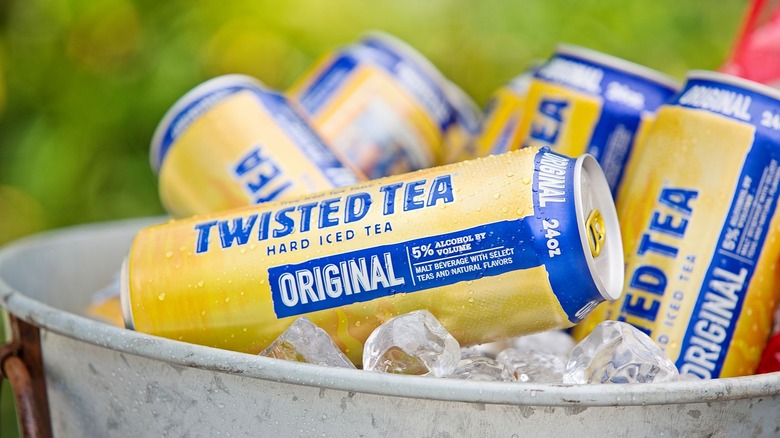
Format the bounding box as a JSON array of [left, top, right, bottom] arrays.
[[514, 44, 680, 194], [151, 75, 363, 218], [473, 69, 535, 158], [289, 32, 481, 179], [122, 147, 623, 364], [574, 71, 780, 378]]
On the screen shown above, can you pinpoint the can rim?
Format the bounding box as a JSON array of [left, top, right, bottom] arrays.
[[120, 256, 135, 330], [574, 154, 624, 302], [686, 70, 780, 103], [556, 43, 681, 91], [149, 74, 266, 174]]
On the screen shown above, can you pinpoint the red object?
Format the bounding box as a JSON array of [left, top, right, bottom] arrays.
[[721, 0, 780, 86], [757, 332, 780, 374]]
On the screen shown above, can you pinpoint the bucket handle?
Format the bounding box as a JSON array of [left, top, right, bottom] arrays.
[[0, 316, 53, 438]]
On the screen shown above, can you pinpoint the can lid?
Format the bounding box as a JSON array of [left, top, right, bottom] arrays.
[[556, 43, 681, 92], [359, 31, 481, 130], [149, 74, 267, 174], [119, 256, 136, 330], [686, 70, 780, 103], [574, 154, 623, 301]]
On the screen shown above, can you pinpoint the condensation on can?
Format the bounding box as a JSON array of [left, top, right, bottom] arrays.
[[150, 74, 364, 218], [574, 71, 780, 379], [121, 147, 623, 364]]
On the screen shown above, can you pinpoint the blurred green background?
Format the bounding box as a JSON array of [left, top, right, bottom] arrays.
[[0, 0, 747, 435]]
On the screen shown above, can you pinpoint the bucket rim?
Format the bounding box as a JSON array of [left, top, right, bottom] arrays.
[[1, 218, 779, 408]]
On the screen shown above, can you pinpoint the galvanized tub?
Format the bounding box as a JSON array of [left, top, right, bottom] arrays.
[[0, 218, 778, 437]]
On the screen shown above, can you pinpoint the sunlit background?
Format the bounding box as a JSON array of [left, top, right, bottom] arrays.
[[0, 0, 746, 434]]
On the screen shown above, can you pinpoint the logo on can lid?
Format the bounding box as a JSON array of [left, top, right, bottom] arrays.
[[586, 209, 606, 258]]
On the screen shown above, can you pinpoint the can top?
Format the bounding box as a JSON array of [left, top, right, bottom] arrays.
[[574, 154, 623, 302], [149, 74, 266, 174], [556, 43, 681, 91], [686, 70, 780, 103], [359, 31, 481, 130]]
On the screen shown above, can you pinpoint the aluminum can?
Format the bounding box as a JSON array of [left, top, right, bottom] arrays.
[[515, 44, 679, 193], [122, 147, 622, 364], [573, 71, 780, 378], [151, 75, 363, 218], [473, 69, 535, 158], [289, 32, 481, 179]]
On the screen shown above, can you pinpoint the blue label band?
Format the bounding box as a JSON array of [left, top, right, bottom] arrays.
[[671, 76, 780, 142], [532, 148, 604, 322], [268, 220, 540, 318]]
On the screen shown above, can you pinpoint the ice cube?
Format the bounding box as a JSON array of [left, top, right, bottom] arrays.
[[260, 317, 355, 369], [449, 356, 516, 382], [511, 330, 576, 360], [461, 340, 513, 359], [362, 310, 460, 377], [496, 348, 565, 383], [563, 321, 679, 384]]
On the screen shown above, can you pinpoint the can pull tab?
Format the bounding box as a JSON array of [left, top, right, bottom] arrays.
[[586, 209, 606, 258]]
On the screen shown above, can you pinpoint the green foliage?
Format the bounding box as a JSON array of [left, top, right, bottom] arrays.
[[0, 0, 747, 435]]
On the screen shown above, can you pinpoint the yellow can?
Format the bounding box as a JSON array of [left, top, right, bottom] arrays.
[[514, 44, 680, 194], [472, 69, 535, 158], [151, 75, 364, 218], [122, 147, 623, 364], [289, 31, 481, 179], [574, 71, 780, 378]]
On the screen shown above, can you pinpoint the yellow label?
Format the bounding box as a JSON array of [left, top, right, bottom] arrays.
[[512, 81, 602, 156], [159, 90, 360, 218], [472, 86, 527, 158], [129, 148, 575, 364]]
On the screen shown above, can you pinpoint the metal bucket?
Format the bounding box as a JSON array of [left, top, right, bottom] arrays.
[[0, 218, 778, 437]]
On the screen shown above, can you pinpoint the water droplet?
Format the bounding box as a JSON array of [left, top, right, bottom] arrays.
[[225, 297, 231, 303], [201, 310, 207, 316], [506, 172, 514, 177], [355, 321, 361, 327], [493, 193, 501, 199], [179, 246, 187, 252], [517, 208, 525, 216], [249, 244, 257, 250], [165, 251, 173, 258], [197, 280, 205, 287], [501, 207, 508, 213], [157, 293, 166, 301], [468, 297, 474, 303], [522, 176, 531, 184], [240, 248, 247, 254]]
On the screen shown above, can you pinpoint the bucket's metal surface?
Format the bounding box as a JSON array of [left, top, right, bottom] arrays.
[[0, 218, 779, 437]]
